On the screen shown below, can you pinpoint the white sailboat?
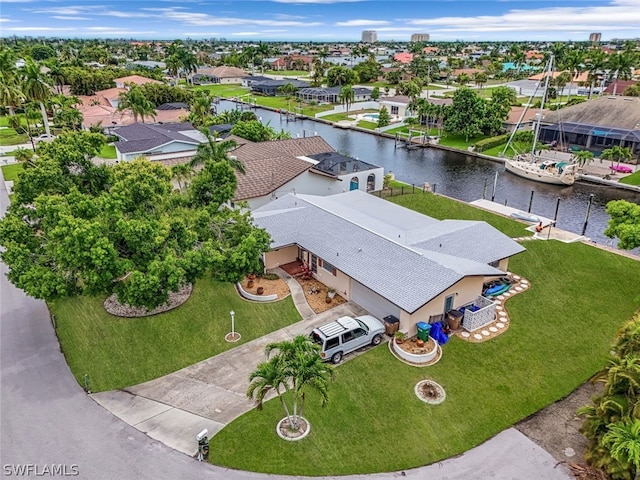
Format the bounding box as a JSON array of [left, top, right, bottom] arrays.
[[503, 57, 577, 186]]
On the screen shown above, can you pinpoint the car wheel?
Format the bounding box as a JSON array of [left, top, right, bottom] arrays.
[[371, 334, 382, 346], [331, 352, 343, 364]]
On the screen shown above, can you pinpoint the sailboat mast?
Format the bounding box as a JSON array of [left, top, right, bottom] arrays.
[[531, 55, 554, 154]]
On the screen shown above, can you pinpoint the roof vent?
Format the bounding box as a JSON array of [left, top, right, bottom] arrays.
[[229, 155, 237, 160]]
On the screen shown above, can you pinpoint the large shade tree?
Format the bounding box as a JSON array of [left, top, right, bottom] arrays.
[[0, 132, 270, 310]]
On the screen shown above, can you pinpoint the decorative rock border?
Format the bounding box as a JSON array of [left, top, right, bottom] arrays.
[[414, 380, 446, 405], [236, 283, 279, 302], [104, 284, 193, 317], [225, 332, 241, 343], [456, 274, 530, 343], [276, 416, 310, 441]]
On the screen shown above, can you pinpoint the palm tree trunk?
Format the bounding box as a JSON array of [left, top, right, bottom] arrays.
[[39, 101, 51, 136]]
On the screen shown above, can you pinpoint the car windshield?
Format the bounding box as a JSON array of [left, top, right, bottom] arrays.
[[356, 319, 369, 331]]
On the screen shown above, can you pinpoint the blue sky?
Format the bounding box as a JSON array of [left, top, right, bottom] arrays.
[[1, 0, 638, 41]]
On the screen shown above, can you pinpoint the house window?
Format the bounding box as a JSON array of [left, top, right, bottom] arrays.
[[367, 174, 376, 192], [322, 260, 337, 276], [391, 106, 399, 115]]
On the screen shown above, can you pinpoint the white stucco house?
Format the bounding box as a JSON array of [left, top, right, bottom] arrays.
[[230, 136, 384, 209], [253, 190, 525, 336]]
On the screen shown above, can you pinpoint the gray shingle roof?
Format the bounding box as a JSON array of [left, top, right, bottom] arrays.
[[253, 191, 524, 313], [114, 123, 201, 154]]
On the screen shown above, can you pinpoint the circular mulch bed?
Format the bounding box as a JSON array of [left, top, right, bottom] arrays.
[[104, 284, 193, 317], [415, 380, 446, 405], [276, 416, 310, 441]]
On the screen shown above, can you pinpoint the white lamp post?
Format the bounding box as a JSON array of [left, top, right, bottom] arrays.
[[230, 310, 235, 337]]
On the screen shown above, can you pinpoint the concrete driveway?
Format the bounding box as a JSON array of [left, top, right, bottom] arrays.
[[92, 302, 368, 455]]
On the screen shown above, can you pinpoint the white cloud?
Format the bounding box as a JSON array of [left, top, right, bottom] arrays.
[[0, 18, 13, 23], [272, 0, 362, 3], [51, 16, 91, 20], [272, 14, 305, 20], [5, 26, 75, 31], [149, 8, 323, 27], [334, 19, 390, 27], [84, 27, 158, 34], [406, 0, 640, 35], [230, 31, 261, 36], [33, 6, 96, 15]]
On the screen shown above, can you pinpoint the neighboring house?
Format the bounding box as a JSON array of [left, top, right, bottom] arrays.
[[379, 95, 412, 118], [503, 106, 547, 133], [270, 55, 314, 71], [112, 122, 206, 161], [539, 96, 640, 157], [230, 136, 383, 209], [393, 52, 414, 64], [603, 80, 636, 96], [254, 190, 525, 335], [127, 60, 166, 70], [79, 102, 187, 130], [113, 75, 162, 89], [506, 79, 544, 98], [528, 70, 589, 85], [247, 79, 309, 96], [192, 66, 247, 85], [296, 86, 372, 104]]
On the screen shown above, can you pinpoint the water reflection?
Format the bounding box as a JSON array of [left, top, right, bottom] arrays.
[[221, 101, 640, 252]]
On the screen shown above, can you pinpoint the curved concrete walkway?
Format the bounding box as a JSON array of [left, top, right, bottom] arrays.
[[0, 168, 571, 479]]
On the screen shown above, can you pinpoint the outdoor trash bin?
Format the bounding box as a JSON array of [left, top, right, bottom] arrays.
[[416, 321, 431, 341], [447, 310, 463, 330], [383, 315, 400, 336]]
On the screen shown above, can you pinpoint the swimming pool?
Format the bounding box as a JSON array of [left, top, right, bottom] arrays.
[[363, 113, 379, 120]]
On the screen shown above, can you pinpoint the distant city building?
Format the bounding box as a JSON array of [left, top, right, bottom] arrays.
[[361, 30, 378, 43], [589, 32, 602, 42], [411, 33, 430, 43]]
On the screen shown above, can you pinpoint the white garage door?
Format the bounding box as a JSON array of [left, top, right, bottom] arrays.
[[350, 280, 402, 320]]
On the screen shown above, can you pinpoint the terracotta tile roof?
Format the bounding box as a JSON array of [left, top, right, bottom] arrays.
[[393, 52, 414, 64], [505, 106, 548, 125], [231, 136, 335, 201], [528, 70, 588, 83]]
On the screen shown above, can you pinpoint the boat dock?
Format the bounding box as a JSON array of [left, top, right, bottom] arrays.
[[470, 199, 588, 243]]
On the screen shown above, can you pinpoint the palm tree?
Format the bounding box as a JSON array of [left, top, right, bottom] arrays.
[[251, 335, 333, 431], [171, 163, 194, 193], [573, 150, 594, 167], [607, 51, 636, 95], [602, 146, 633, 168], [22, 57, 52, 136], [339, 84, 355, 116], [117, 86, 156, 124], [189, 131, 242, 172], [603, 419, 640, 480], [615, 314, 640, 359], [563, 49, 584, 104]]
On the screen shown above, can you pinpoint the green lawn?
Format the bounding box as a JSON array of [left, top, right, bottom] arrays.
[[438, 133, 488, 150], [209, 196, 640, 475], [390, 192, 531, 238], [98, 144, 117, 159], [1, 162, 24, 182], [51, 277, 301, 392], [619, 170, 640, 186], [356, 120, 377, 130], [0, 127, 29, 146], [193, 84, 250, 98]]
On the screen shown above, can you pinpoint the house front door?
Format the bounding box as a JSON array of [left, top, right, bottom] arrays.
[[444, 294, 454, 313]]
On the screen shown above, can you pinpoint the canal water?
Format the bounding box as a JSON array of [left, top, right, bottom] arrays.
[[220, 101, 640, 252]]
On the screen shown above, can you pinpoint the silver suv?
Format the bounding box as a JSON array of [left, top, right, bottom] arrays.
[[310, 315, 385, 364]]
